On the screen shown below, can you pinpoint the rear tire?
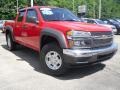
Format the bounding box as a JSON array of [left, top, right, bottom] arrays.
[[40, 43, 68, 76], [2, 28, 5, 33], [6, 33, 16, 51]]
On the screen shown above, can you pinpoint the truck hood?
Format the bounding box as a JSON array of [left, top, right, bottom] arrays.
[[45, 21, 111, 32], [99, 24, 116, 29]]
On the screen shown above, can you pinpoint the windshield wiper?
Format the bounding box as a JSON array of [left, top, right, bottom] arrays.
[[47, 19, 79, 22], [47, 20, 63, 21], [64, 19, 79, 21]]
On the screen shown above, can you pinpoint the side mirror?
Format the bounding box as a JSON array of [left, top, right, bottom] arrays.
[[28, 17, 39, 24]]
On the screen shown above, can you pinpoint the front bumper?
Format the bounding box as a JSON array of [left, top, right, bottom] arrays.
[[63, 43, 118, 64]]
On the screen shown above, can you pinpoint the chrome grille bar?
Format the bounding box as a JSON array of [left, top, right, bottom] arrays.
[[91, 31, 113, 48]]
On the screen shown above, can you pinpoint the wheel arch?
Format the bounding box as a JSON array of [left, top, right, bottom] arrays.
[[40, 28, 68, 50]]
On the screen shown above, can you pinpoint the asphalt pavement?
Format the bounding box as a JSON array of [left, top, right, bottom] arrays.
[[0, 31, 120, 90]]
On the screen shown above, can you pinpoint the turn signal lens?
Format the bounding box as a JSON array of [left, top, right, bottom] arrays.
[[68, 40, 74, 48], [67, 31, 73, 39], [67, 31, 72, 36]]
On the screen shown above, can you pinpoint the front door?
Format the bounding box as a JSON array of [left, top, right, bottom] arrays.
[[22, 9, 40, 51]]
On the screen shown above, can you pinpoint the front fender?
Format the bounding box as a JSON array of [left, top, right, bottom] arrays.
[[41, 28, 68, 49]]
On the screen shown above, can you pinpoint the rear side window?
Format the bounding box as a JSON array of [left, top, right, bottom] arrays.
[[17, 11, 25, 22], [26, 9, 38, 23]]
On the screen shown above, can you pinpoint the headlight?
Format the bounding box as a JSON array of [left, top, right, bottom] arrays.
[[67, 30, 92, 48], [67, 30, 91, 39]]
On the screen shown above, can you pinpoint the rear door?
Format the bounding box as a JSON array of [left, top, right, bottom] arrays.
[[14, 10, 26, 43], [22, 8, 40, 51]]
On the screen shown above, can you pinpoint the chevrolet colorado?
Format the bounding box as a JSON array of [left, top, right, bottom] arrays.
[[5, 6, 117, 75]]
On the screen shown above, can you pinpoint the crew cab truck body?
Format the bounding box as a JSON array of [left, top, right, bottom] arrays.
[[5, 6, 117, 75]]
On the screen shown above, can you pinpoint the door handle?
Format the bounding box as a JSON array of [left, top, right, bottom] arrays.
[[32, 26, 37, 28], [22, 25, 27, 29]]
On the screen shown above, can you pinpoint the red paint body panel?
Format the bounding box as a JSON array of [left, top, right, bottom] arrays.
[[5, 6, 112, 52], [45, 21, 111, 32]]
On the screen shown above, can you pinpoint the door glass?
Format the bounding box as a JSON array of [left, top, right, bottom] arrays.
[[17, 11, 25, 22], [26, 9, 38, 23]]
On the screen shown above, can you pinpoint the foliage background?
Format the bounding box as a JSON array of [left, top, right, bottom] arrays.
[[0, 0, 120, 20]]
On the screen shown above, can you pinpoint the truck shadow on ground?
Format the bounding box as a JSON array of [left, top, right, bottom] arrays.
[[2, 45, 105, 80]]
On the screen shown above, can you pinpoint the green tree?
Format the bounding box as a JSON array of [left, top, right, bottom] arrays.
[[0, 0, 120, 20]]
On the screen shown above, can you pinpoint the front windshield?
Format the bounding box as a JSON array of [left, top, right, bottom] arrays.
[[96, 19, 105, 24], [40, 8, 80, 21]]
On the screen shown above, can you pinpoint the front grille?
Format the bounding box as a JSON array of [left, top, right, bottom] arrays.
[[91, 31, 113, 48], [91, 31, 112, 36], [92, 37, 113, 48]]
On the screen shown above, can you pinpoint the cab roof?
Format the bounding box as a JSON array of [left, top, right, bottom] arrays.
[[19, 6, 58, 11]]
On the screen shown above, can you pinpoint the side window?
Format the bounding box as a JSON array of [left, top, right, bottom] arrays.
[[26, 9, 38, 23], [17, 11, 25, 22]]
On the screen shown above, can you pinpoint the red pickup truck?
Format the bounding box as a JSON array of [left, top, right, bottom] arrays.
[[5, 6, 117, 75]]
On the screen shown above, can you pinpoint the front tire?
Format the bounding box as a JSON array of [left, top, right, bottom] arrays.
[[6, 33, 16, 51], [40, 43, 68, 76]]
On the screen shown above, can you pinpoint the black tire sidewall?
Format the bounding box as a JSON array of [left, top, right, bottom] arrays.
[[40, 43, 67, 76], [6, 33, 15, 51]]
